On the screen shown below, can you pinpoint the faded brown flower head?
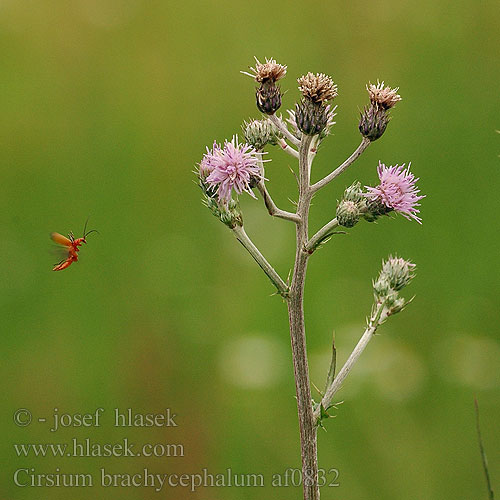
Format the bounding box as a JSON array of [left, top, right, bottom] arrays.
[[367, 81, 401, 110], [359, 105, 390, 141], [242, 57, 287, 84], [298, 72, 338, 103]]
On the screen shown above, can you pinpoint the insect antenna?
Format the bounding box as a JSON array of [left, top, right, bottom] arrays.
[[83, 217, 90, 237], [84, 229, 99, 238], [82, 217, 99, 239]]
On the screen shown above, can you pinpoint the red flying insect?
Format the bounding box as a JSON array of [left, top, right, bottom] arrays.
[[51, 219, 98, 271]]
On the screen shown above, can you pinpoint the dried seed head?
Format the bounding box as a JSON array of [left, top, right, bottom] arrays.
[[358, 105, 390, 141], [367, 81, 401, 110], [295, 99, 330, 136], [256, 83, 282, 115], [242, 57, 286, 115], [298, 72, 338, 104], [242, 57, 287, 84]]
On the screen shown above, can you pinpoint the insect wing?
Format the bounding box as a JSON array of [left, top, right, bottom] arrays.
[[51, 232, 72, 247]]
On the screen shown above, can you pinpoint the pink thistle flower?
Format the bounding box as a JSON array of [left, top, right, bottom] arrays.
[[199, 141, 221, 178], [205, 136, 262, 203], [365, 162, 425, 223]]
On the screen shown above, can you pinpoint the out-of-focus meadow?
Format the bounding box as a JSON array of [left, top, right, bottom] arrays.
[[1, 0, 499, 498]]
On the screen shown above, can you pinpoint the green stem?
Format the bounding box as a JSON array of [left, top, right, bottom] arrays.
[[314, 299, 385, 421], [310, 137, 370, 193], [306, 217, 340, 253], [474, 398, 495, 500], [232, 225, 288, 297], [287, 134, 320, 500]]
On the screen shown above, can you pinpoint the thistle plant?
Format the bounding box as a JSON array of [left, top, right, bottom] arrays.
[[196, 57, 424, 500]]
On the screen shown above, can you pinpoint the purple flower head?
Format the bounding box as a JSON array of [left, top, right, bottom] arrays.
[[205, 136, 262, 203], [365, 162, 425, 223], [199, 141, 221, 179]]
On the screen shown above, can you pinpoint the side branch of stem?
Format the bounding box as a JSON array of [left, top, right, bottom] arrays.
[[256, 181, 301, 223], [306, 217, 340, 253], [278, 138, 300, 158], [269, 113, 301, 147], [314, 300, 385, 421], [311, 137, 371, 194], [232, 225, 288, 297]]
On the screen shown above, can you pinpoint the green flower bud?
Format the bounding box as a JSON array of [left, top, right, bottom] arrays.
[[219, 199, 243, 228], [380, 256, 415, 291], [336, 200, 360, 228], [373, 276, 392, 298], [336, 182, 365, 228], [363, 197, 392, 222], [202, 192, 243, 229], [242, 119, 281, 150], [384, 289, 400, 307], [387, 296, 407, 315], [343, 181, 364, 203]]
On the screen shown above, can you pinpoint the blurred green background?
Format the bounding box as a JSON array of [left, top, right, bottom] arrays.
[[1, 0, 499, 498]]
